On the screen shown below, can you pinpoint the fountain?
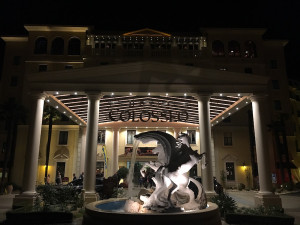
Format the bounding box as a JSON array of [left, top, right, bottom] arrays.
[[83, 131, 222, 225]]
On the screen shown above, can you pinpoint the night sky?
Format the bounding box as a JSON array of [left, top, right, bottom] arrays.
[[1, 0, 300, 80]]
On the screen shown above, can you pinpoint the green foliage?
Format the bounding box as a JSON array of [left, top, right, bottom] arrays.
[[116, 167, 129, 181], [35, 185, 83, 212], [211, 193, 237, 217], [238, 183, 246, 191], [282, 182, 294, 191], [235, 206, 285, 217]]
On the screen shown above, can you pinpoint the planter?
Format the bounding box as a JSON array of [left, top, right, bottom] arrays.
[[6, 184, 13, 194], [225, 213, 295, 225], [5, 210, 73, 225]]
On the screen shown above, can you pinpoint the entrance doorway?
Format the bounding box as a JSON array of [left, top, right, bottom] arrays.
[[56, 162, 65, 181]]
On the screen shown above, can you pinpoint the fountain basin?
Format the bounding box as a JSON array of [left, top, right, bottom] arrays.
[[83, 198, 222, 225]]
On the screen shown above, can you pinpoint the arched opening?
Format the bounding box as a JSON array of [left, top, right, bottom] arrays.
[[34, 37, 47, 54], [212, 40, 225, 57]]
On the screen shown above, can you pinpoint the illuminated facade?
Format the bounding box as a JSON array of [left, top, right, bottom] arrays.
[[0, 25, 295, 207]]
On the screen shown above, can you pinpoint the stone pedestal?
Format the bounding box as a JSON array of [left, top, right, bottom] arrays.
[[13, 193, 36, 209], [82, 189, 99, 205], [254, 193, 282, 208]]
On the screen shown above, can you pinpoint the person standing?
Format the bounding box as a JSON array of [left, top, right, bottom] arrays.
[[73, 173, 77, 181], [56, 172, 62, 185]]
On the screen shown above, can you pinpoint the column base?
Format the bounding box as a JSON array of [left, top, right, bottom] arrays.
[[82, 189, 99, 204], [13, 192, 36, 209], [254, 193, 282, 208], [205, 191, 217, 201]]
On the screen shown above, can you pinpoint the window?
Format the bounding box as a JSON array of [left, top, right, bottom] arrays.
[[127, 130, 136, 144], [212, 40, 225, 56], [228, 40, 240, 57], [68, 37, 81, 55], [39, 64, 47, 72], [58, 131, 68, 145], [51, 37, 64, 55], [244, 40, 257, 58], [244, 67, 253, 74], [226, 162, 235, 181], [224, 132, 232, 146], [10, 76, 18, 86], [98, 130, 106, 144], [274, 100, 282, 110], [270, 60, 277, 69], [272, 80, 280, 89], [13, 56, 21, 65], [34, 37, 47, 54], [65, 65, 73, 69], [187, 130, 196, 144]]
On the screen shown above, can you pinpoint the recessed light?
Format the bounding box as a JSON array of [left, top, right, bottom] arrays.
[[184, 93, 187, 96], [220, 93, 223, 96], [55, 106, 59, 109], [46, 99, 50, 102], [63, 111, 66, 114], [236, 107, 239, 110], [55, 91, 59, 95], [111, 93, 114, 95], [74, 92, 78, 95], [237, 93, 241, 97], [229, 112, 231, 115], [129, 92, 132, 95], [166, 93, 168, 96], [148, 93, 150, 96]]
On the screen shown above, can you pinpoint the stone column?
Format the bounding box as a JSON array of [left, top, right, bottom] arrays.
[[112, 127, 120, 175], [14, 92, 46, 206], [83, 92, 102, 203], [251, 95, 282, 207], [195, 93, 215, 197]]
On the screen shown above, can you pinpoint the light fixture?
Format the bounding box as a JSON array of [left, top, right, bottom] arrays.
[[236, 107, 239, 110], [166, 93, 168, 96], [148, 93, 150, 95], [219, 93, 223, 96], [55, 91, 59, 95], [237, 93, 241, 97], [129, 92, 132, 95], [63, 111, 66, 114], [184, 93, 187, 96], [111, 92, 114, 96], [46, 99, 50, 102], [55, 106, 59, 109], [229, 112, 231, 115], [74, 92, 78, 95]]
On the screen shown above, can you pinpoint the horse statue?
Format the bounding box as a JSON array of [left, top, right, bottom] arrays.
[[135, 131, 207, 211]]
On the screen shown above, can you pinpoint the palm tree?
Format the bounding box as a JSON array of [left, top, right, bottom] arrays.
[[43, 105, 62, 183], [0, 99, 27, 193]]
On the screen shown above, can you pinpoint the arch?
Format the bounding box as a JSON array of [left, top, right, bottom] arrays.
[[34, 37, 47, 54], [228, 40, 240, 57], [68, 37, 81, 55], [212, 40, 225, 56], [244, 40, 257, 58], [51, 37, 64, 55]]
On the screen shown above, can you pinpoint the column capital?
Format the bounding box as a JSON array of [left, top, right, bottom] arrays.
[[28, 91, 47, 100], [85, 91, 103, 100], [193, 92, 212, 102], [250, 93, 268, 102]]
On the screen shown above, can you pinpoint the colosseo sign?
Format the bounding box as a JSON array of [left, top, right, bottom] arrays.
[[108, 99, 189, 122], [109, 109, 188, 122]]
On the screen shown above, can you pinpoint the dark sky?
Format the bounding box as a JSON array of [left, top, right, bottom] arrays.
[[1, 0, 300, 80]]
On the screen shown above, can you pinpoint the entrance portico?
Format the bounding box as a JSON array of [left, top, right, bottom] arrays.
[[16, 61, 281, 207]]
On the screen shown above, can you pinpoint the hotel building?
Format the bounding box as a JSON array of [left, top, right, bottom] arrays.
[[1, 25, 299, 206]]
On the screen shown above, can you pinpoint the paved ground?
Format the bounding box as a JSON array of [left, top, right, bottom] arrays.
[[1, 189, 300, 225], [226, 190, 300, 225]]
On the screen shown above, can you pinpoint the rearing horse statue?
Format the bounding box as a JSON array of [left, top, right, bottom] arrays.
[[135, 131, 207, 211]]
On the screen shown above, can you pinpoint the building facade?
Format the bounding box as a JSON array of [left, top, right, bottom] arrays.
[[0, 25, 295, 206]]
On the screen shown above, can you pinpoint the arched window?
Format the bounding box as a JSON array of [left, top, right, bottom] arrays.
[[51, 37, 64, 55], [228, 40, 240, 57], [34, 37, 47, 54], [244, 40, 257, 58], [212, 40, 225, 56], [68, 37, 81, 55]]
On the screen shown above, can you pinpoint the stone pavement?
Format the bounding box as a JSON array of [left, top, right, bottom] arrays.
[[1, 189, 300, 225], [226, 190, 300, 225]]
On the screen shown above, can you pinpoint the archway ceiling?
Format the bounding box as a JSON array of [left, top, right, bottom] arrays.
[[48, 94, 250, 125]]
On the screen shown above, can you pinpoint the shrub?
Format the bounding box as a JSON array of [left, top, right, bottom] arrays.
[[282, 182, 294, 191], [211, 193, 237, 217], [116, 167, 129, 181], [238, 183, 245, 191]]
